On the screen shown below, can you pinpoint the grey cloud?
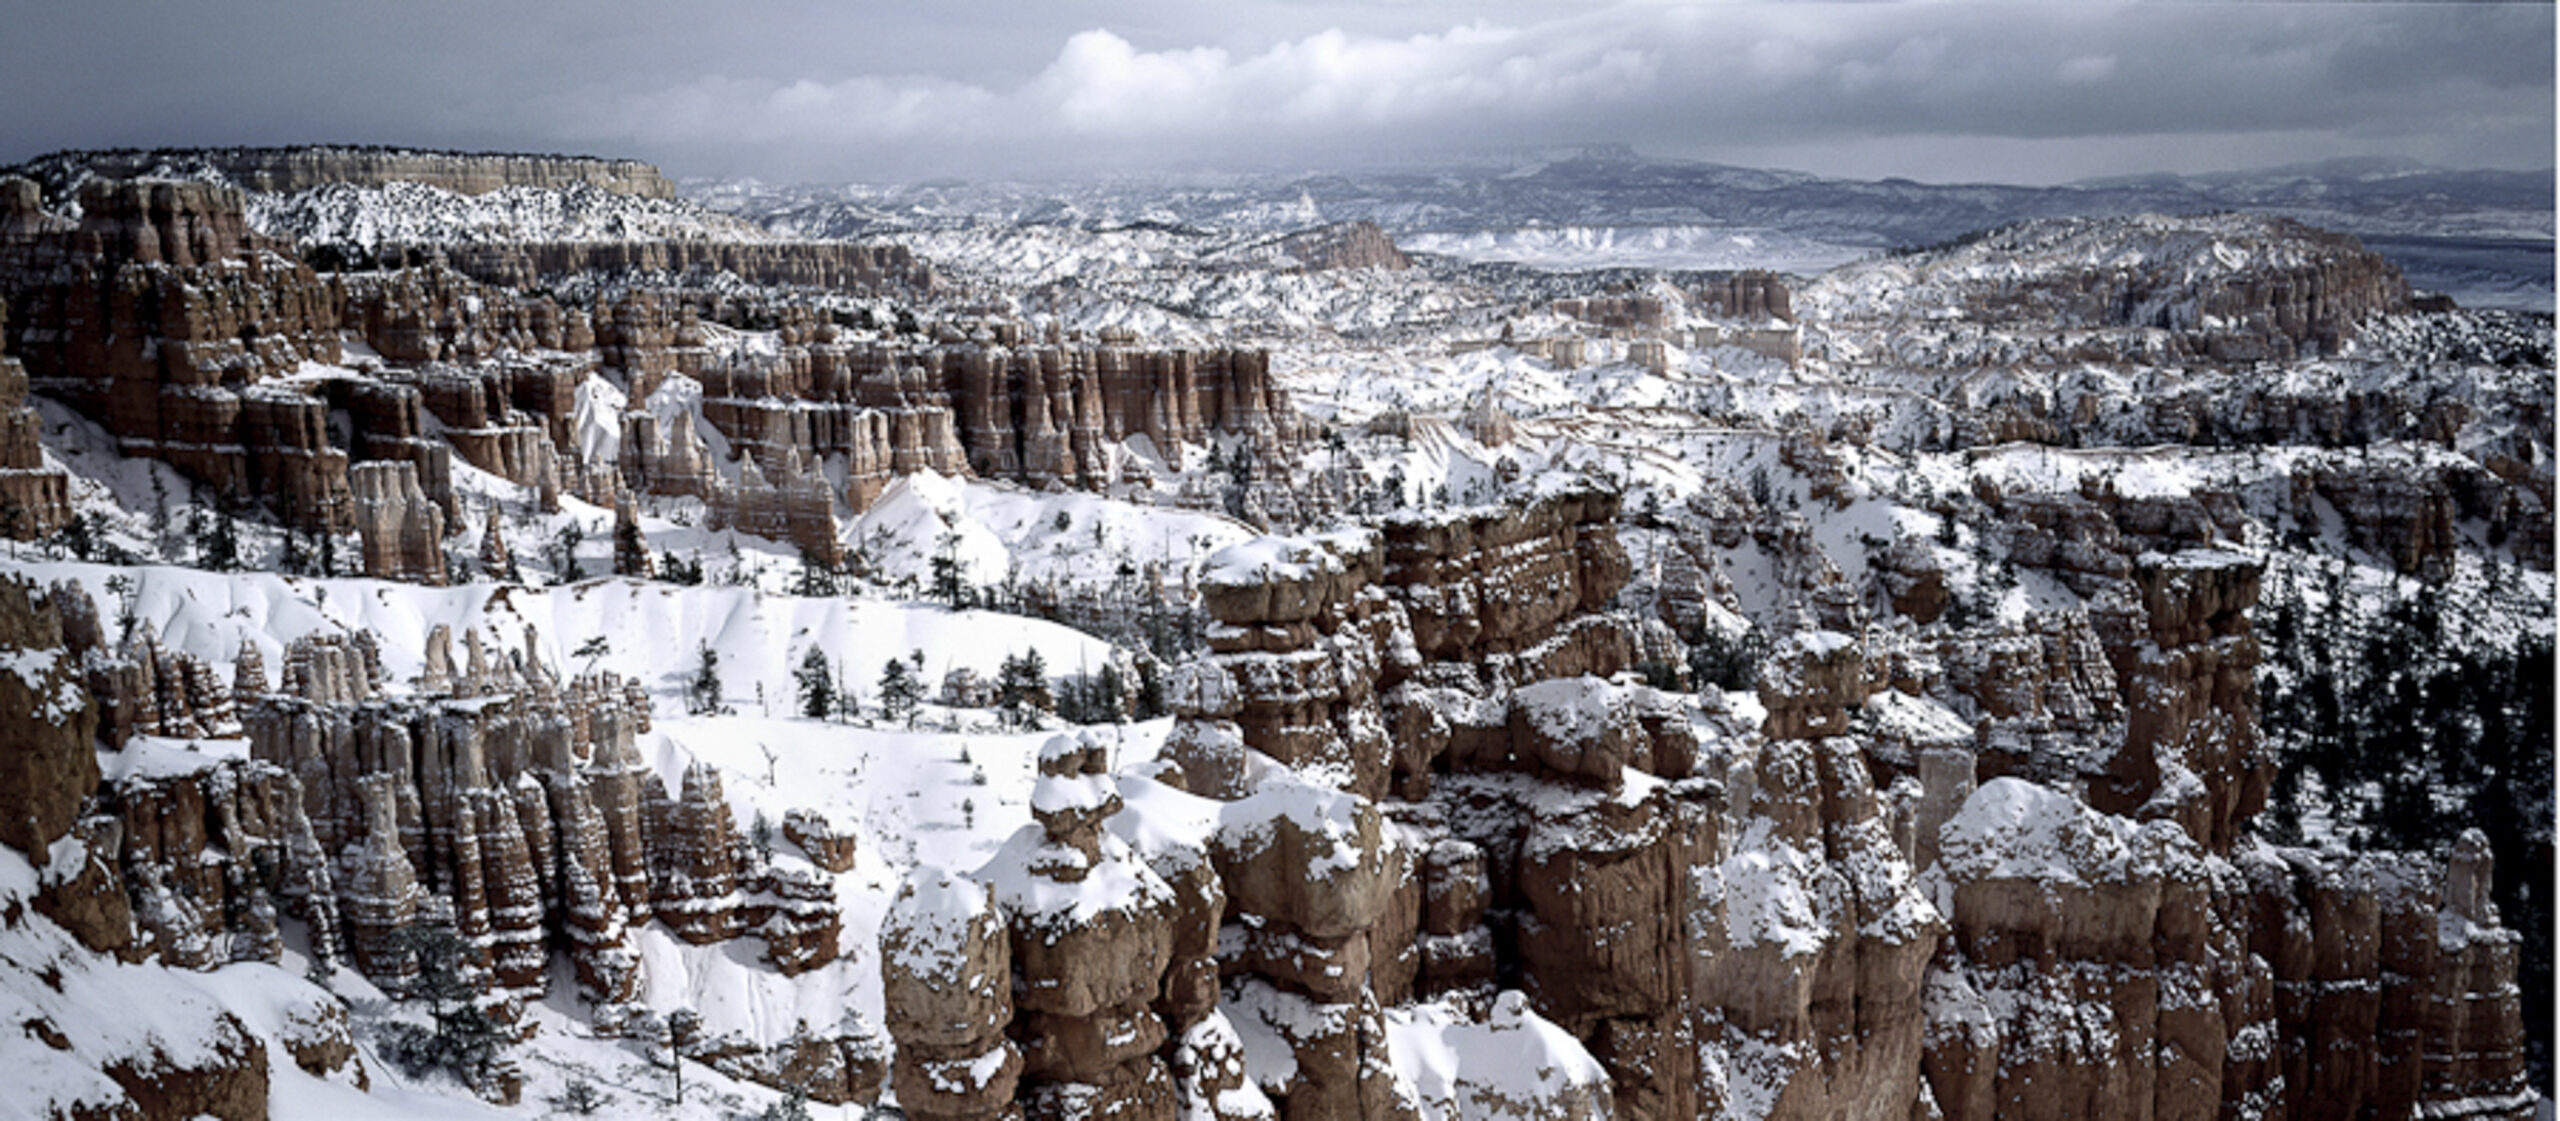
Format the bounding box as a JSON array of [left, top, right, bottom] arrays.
[[0, 1, 2546, 184]]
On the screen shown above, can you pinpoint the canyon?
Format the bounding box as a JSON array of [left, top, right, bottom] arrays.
[[0, 147, 2542, 1121]]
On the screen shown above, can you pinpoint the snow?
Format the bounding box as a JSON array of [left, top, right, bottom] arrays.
[[977, 826, 1176, 937], [1938, 777, 2201, 888], [1403, 224, 1869, 275], [1382, 991, 1614, 1120], [246, 180, 773, 251], [1215, 773, 1378, 879]]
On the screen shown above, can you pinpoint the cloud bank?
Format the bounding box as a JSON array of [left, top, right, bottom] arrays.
[[3, 1, 2549, 184]]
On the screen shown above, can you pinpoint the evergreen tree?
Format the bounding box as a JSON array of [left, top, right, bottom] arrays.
[[665, 1008, 702, 1104], [930, 529, 972, 607], [1687, 627, 1765, 692], [795, 645, 835, 719], [553, 524, 584, 583], [1095, 662, 1125, 723], [202, 501, 240, 572], [686, 640, 723, 715], [792, 545, 840, 597], [381, 921, 509, 1089], [879, 658, 923, 726], [1134, 658, 1167, 720], [572, 635, 610, 674], [997, 650, 1052, 730]]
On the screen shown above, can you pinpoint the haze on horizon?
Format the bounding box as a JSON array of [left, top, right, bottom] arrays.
[[2, 0, 2550, 189]]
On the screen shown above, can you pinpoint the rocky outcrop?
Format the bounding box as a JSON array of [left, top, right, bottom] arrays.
[[219, 625, 846, 1018], [48, 583, 233, 748], [1920, 780, 2531, 1121], [1142, 461, 2533, 1121], [1689, 271, 1795, 323], [1814, 214, 2413, 371], [670, 327, 1294, 513], [2, 178, 353, 530], [422, 238, 932, 293], [881, 867, 1020, 1121], [0, 578, 99, 861], [13, 146, 677, 200], [0, 303, 70, 540], [6, 169, 1301, 556], [1151, 487, 1946, 1121], [0, 582, 366, 1121], [1554, 296, 1667, 335], [1274, 222, 1410, 272], [985, 734, 1184, 1119], [350, 460, 448, 585]]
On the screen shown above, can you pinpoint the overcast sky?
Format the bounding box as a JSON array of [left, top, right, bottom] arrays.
[[3, 1, 2549, 186]]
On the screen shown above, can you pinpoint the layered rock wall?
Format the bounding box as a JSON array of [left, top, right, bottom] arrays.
[[17, 147, 677, 199]]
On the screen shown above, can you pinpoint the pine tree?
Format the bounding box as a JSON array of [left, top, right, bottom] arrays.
[[382, 921, 509, 1088], [930, 529, 971, 607], [795, 645, 835, 719], [665, 1008, 702, 1104], [997, 650, 1052, 730], [879, 658, 923, 726], [686, 640, 723, 715], [792, 545, 839, 597], [1094, 663, 1125, 723], [1135, 658, 1167, 720], [553, 524, 585, 583]]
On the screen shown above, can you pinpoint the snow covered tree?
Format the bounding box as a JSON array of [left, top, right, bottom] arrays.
[[792, 545, 840, 597], [572, 635, 609, 675], [997, 650, 1052, 729], [665, 1008, 702, 1104], [930, 528, 973, 607], [686, 640, 723, 715], [879, 658, 923, 726], [795, 645, 835, 719], [380, 921, 509, 1091], [1134, 657, 1167, 720], [1687, 627, 1764, 692], [548, 1079, 606, 1115], [756, 1087, 814, 1121]]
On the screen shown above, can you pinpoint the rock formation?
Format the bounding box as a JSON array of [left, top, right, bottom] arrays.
[[350, 460, 448, 585], [0, 303, 70, 540], [1, 164, 1309, 567], [0, 578, 98, 859], [12, 146, 679, 200], [0, 577, 368, 1119], [1073, 466, 2532, 1121], [2, 177, 353, 530], [1273, 221, 1411, 272], [1134, 487, 1942, 1120]]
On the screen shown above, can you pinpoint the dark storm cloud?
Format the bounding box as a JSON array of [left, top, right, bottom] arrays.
[[1, 1, 2547, 184]]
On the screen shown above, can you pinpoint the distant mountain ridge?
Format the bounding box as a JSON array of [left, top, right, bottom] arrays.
[[694, 153, 2553, 309]]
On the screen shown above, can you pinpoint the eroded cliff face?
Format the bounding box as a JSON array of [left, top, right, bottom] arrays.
[[0, 298, 71, 541], [871, 467, 2533, 1121], [0, 172, 1303, 570], [2, 178, 355, 529], [0, 577, 365, 1119], [14, 147, 678, 200]]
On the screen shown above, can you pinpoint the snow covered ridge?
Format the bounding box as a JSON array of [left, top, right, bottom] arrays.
[[245, 180, 775, 251], [8, 145, 677, 209], [689, 152, 2552, 307]]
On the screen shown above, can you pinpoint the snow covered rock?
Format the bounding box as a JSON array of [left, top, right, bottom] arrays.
[[349, 459, 448, 585], [1385, 991, 1616, 1121], [883, 867, 1021, 1117], [0, 578, 98, 860], [783, 806, 858, 872], [0, 304, 71, 540]]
